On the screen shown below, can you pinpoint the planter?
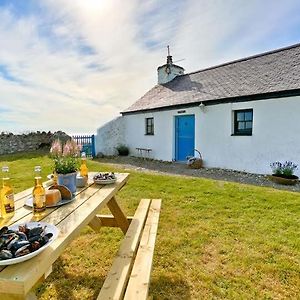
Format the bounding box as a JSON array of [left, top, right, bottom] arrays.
[[187, 149, 203, 169], [57, 172, 77, 194], [268, 174, 299, 185], [188, 159, 203, 169]]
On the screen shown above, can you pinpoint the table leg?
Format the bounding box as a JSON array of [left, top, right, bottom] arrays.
[[88, 215, 102, 232], [106, 196, 129, 234]]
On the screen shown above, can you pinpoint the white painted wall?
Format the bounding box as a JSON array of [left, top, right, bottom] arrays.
[[123, 96, 300, 176], [95, 116, 125, 155], [123, 107, 200, 161], [199, 96, 300, 176]]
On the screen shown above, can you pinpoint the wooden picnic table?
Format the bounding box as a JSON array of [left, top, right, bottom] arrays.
[[0, 172, 130, 300]]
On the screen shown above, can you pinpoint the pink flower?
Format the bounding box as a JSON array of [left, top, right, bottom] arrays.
[[50, 140, 62, 157], [63, 141, 72, 156], [62, 139, 80, 157], [50, 139, 80, 173]]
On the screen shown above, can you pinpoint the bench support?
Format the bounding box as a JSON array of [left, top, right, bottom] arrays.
[[88, 215, 133, 232], [136, 148, 152, 159]]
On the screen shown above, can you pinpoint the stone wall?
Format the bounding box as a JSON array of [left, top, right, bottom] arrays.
[[95, 117, 126, 156], [0, 131, 70, 155]]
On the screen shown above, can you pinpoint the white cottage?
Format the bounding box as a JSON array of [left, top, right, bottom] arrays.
[[96, 43, 300, 176]]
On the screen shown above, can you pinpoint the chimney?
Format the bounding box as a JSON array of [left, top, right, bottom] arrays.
[[157, 46, 184, 84]]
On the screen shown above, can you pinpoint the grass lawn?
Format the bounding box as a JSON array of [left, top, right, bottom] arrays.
[[0, 152, 299, 299]]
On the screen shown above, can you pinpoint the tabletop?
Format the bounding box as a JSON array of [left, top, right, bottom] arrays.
[[0, 172, 130, 300]]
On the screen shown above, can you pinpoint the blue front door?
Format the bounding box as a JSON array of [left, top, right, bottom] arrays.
[[175, 115, 195, 161]]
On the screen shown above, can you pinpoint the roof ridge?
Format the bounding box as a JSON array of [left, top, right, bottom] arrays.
[[185, 42, 300, 76]]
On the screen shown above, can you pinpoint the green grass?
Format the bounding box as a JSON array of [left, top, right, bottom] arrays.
[[1, 152, 299, 299]]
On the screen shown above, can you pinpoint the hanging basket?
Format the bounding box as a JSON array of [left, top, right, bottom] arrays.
[[187, 149, 203, 169]]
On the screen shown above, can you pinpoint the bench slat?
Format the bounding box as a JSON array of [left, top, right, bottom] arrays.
[[124, 199, 161, 300], [98, 199, 151, 300]]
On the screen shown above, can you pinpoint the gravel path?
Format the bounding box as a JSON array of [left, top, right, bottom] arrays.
[[95, 156, 300, 193]]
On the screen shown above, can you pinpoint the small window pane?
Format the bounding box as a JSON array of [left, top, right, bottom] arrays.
[[245, 121, 252, 129], [238, 122, 245, 130], [237, 112, 244, 121], [245, 112, 252, 121], [145, 117, 154, 135]]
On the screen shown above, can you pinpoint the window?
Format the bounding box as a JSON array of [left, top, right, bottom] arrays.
[[233, 109, 253, 135], [145, 117, 154, 135]]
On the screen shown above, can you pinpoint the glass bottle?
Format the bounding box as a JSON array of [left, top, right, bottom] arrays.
[[32, 166, 46, 217], [0, 166, 15, 218], [80, 152, 88, 177], [52, 170, 58, 186]]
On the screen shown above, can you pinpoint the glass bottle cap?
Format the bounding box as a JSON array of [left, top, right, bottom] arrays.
[[34, 166, 41, 172], [2, 166, 9, 172]]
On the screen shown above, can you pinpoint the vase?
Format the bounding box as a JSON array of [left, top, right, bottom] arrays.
[[268, 174, 299, 185], [57, 172, 77, 194]]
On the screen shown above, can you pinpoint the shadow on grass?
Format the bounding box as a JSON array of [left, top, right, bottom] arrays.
[[36, 257, 106, 300], [37, 258, 191, 300], [150, 275, 191, 299]]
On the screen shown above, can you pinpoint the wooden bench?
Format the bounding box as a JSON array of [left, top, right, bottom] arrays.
[[136, 148, 152, 159], [98, 199, 161, 300]]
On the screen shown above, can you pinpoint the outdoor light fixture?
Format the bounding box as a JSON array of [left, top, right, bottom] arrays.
[[199, 102, 206, 112]]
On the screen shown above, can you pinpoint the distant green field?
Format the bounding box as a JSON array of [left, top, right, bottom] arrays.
[[1, 152, 299, 299]]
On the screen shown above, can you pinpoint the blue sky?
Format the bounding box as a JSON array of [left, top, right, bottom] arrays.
[[0, 0, 300, 134]]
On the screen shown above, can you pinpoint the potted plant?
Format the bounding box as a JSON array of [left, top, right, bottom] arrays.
[[50, 139, 81, 193], [269, 161, 299, 185]]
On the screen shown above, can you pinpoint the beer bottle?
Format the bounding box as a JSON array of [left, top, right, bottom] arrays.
[[0, 166, 15, 218], [80, 152, 88, 177], [32, 166, 46, 217]]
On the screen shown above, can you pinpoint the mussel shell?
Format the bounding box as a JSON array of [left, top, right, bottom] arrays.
[[15, 244, 31, 257], [28, 235, 40, 243], [9, 240, 30, 253], [0, 233, 18, 250], [0, 249, 13, 260], [16, 232, 28, 241], [30, 241, 41, 251], [38, 233, 53, 246], [0, 226, 8, 237], [18, 225, 28, 234], [28, 226, 44, 238]]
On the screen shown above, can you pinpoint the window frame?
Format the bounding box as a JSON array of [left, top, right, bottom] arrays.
[[233, 109, 253, 136], [145, 117, 154, 135]]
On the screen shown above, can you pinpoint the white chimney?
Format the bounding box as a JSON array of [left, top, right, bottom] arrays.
[[157, 46, 184, 84]]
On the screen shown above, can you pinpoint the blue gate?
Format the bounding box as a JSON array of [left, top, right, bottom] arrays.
[[175, 115, 195, 161], [72, 134, 95, 158]]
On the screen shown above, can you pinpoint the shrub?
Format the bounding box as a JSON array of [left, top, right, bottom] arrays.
[[116, 144, 129, 156], [270, 161, 298, 178]]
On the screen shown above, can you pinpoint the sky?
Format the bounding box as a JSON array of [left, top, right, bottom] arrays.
[[0, 0, 300, 135]]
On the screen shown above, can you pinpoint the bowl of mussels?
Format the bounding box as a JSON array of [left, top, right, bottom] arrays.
[[0, 222, 59, 265], [93, 172, 117, 185]]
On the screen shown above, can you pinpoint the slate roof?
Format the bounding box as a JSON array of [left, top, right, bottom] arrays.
[[122, 43, 300, 114]]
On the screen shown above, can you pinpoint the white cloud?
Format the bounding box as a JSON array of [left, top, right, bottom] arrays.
[[0, 0, 299, 134]]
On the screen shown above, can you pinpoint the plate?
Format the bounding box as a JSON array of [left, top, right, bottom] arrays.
[[93, 178, 117, 185], [25, 196, 74, 208], [0, 222, 59, 265]]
